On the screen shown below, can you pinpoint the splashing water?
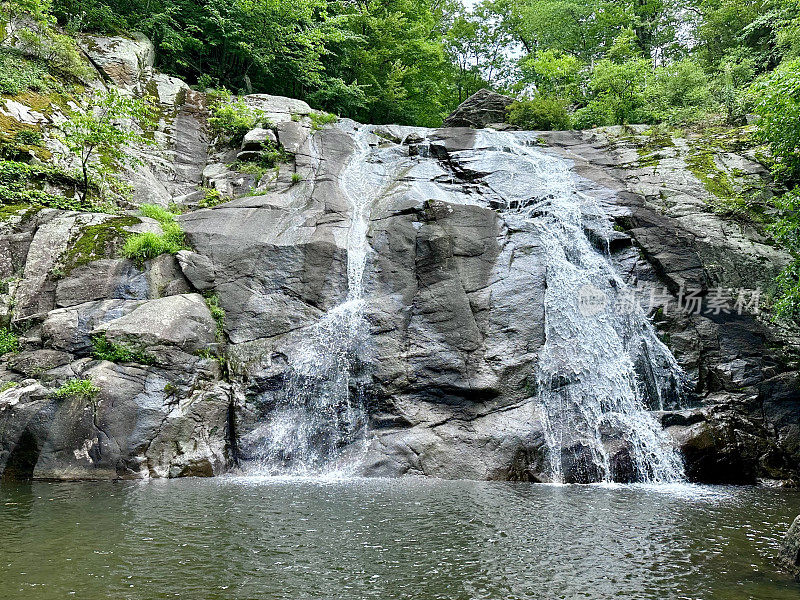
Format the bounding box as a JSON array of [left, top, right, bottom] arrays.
[[474, 131, 685, 483], [250, 127, 384, 475], [250, 122, 685, 482]]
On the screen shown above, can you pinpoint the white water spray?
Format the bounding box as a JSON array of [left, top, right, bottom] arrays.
[[475, 131, 685, 483]]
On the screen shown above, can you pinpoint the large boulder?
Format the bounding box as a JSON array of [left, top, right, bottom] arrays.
[[78, 33, 155, 88], [779, 515, 800, 582], [93, 293, 217, 354], [0, 363, 232, 480], [442, 88, 514, 129]]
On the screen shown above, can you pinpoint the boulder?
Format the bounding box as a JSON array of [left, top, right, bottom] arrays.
[[779, 515, 800, 582], [79, 33, 155, 88], [0, 362, 232, 480], [442, 88, 514, 129], [93, 293, 216, 354], [42, 299, 144, 355], [241, 127, 278, 151]]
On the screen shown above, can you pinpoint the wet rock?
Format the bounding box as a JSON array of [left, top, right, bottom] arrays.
[[779, 515, 800, 582], [443, 89, 514, 129]]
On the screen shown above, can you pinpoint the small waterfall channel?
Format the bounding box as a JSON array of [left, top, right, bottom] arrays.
[[248, 123, 685, 483], [473, 131, 685, 483], [249, 127, 388, 475]]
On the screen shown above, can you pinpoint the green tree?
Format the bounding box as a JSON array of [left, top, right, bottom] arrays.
[[61, 90, 156, 202]]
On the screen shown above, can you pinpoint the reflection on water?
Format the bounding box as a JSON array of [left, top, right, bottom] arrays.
[[2, 479, 799, 599]]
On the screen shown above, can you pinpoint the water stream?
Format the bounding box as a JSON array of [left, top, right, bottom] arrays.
[[250, 125, 686, 483], [474, 131, 686, 483]]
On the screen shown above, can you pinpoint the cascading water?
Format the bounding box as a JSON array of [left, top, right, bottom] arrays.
[[250, 127, 381, 476], [249, 121, 684, 483], [472, 131, 685, 483]]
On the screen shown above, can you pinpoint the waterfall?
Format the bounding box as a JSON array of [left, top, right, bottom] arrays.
[[249, 122, 684, 483], [474, 131, 685, 483], [249, 127, 379, 476]]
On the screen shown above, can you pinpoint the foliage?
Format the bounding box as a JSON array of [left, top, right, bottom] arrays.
[[52, 378, 99, 400], [291, 172, 302, 184], [308, 111, 337, 131], [121, 203, 187, 263], [61, 89, 157, 202], [204, 294, 225, 341], [753, 59, 800, 182], [0, 159, 86, 208], [91, 335, 155, 364], [0, 327, 19, 356], [198, 187, 225, 208], [507, 97, 570, 131], [207, 91, 267, 146], [0, 48, 52, 94]]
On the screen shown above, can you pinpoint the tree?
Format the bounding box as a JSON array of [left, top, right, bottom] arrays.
[[61, 90, 156, 202], [444, 1, 516, 103]]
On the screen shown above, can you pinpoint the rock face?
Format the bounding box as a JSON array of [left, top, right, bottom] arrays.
[[779, 515, 800, 581], [0, 34, 798, 483], [443, 88, 514, 128]]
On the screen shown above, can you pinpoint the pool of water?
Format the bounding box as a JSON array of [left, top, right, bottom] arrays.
[[1, 478, 799, 599]]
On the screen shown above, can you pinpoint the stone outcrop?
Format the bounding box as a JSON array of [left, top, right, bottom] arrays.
[[0, 33, 798, 483], [443, 88, 514, 128], [779, 515, 800, 581]]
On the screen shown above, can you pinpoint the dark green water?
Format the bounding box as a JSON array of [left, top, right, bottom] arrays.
[[1, 478, 799, 599]]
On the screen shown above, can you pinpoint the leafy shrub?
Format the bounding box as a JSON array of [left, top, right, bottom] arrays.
[[0, 48, 52, 94], [13, 129, 43, 145], [769, 189, 800, 321], [571, 103, 612, 129], [52, 378, 99, 400], [0, 159, 83, 208], [91, 335, 155, 364], [198, 187, 225, 208], [208, 91, 268, 146], [647, 60, 711, 125], [16, 28, 92, 80], [753, 59, 800, 183], [204, 294, 225, 341], [309, 111, 337, 131], [0, 327, 19, 356], [507, 97, 571, 130]]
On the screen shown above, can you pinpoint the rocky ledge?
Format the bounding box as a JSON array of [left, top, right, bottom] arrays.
[[0, 35, 798, 483]]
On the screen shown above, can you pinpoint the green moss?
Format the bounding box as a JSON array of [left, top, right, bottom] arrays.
[[686, 152, 737, 199], [0, 381, 18, 393], [91, 335, 155, 365], [0, 203, 36, 222], [62, 216, 140, 273]]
